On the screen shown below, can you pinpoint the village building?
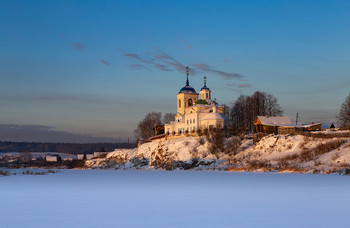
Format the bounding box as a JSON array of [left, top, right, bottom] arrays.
[[254, 116, 321, 135], [164, 67, 227, 135]]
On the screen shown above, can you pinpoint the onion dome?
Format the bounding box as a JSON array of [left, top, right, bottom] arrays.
[[200, 76, 211, 91], [179, 66, 197, 94]]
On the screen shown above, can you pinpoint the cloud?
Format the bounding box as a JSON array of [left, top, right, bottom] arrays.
[[123, 52, 154, 64], [185, 44, 193, 50], [180, 40, 193, 50], [153, 50, 189, 73], [193, 63, 243, 80], [0, 124, 117, 143], [120, 49, 247, 83], [225, 82, 236, 87], [100, 59, 111, 66], [72, 42, 84, 51], [121, 49, 191, 74], [238, 84, 251, 88], [128, 64, 148, 70]]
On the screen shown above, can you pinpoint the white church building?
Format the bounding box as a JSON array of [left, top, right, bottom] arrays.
[[165, 67, 227, 135]]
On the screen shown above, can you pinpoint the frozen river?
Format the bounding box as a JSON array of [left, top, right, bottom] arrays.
[[1, 170, 350, 227]]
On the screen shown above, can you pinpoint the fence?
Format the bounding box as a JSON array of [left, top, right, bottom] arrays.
[[298, 131, 350, 138]]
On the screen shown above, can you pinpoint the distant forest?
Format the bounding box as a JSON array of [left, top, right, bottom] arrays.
[[0, 141, 136, 154]]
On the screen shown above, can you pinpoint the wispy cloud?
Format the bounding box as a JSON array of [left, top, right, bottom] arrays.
[[120, 49, 249, 90], [193, 63, 243, 80], [225, 82, 236, 87], [238, 84, 251, 88], [120, 49, 190, 74], [180, 40, 193, 50], [72, 42, 84, 51], [100, 59, 110, 66], [128, 64, 148, 71]]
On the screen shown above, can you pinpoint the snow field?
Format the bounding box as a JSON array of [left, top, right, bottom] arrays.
[[1, 170, 350, 228]]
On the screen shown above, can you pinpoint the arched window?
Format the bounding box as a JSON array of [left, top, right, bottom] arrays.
[[206, 93, 208, 99], [188, 99, 193, 106], [178, 99, 181, 108]]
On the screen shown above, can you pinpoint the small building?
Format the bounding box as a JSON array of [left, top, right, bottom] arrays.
[[77, 153, 94, 160], [278, 126, 296, 135], [330, 123, 341, 130], [254, 116, 293, 134], [155, 125, 165, 135], [299, 123, 322, 131], [46, 155, 62, 162]]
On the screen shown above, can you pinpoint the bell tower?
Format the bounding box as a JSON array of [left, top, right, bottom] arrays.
[[199, 76, 211, 100], [177, 67, 198, 115]]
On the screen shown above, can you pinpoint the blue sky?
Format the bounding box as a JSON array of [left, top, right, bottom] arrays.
[[1, 0, 349, 142]]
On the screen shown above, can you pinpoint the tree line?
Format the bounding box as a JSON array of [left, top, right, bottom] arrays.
[[0, 142, 136, 154]]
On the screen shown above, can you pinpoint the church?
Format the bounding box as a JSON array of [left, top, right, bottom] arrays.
[[165, 67, 227, 135]]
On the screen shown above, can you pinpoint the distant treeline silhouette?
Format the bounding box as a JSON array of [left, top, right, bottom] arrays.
[[0, 141, 136, 154]]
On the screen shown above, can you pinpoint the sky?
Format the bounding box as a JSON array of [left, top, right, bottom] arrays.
[[1, 0, 350, 142]]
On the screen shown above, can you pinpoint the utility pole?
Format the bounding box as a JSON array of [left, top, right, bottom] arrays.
[[296, 112, 299, 125]]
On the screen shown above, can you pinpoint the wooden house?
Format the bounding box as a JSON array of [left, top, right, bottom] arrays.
[[254, 116, 293, 134]]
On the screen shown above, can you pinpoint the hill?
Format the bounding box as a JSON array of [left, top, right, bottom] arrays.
[[85, 132, 350, 174]]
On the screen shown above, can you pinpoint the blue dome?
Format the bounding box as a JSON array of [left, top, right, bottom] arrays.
[[200, 85, 211, 91], [179, 85, 197, 94]]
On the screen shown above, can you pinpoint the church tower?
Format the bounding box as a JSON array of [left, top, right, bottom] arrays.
[[199, 76, 211, 100], [177, 67, 198, 115]]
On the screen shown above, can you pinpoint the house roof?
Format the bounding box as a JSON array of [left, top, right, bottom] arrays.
[[256, 116, 293, 127]]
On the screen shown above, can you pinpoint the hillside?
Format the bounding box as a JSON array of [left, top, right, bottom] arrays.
[[85, 132, 350, 174]]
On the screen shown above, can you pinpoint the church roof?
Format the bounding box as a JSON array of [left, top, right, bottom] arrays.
[[201, 113, 225, 120], [200, 76, 210, 91], [179, 67, 197, 94], [179, 85, 197, 94]]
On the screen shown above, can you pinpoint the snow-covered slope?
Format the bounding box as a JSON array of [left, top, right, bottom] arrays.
[[85, 133, 350, 173]]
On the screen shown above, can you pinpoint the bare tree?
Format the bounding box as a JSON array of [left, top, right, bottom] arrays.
[[134, 112, 162, 139], [163, 113, 176, 124], [229, 91, 283, 133], [337, 93, 350, 127]]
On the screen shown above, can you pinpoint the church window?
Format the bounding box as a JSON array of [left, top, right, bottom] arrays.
[[193, 119, 195, 123], [190, 119, 192, 124], [209, 110, 213, 113], [188, 99, 193, 106], [193, 127, 195, 131], [179, 99, 181, 108], [206, 93, 208, 99]]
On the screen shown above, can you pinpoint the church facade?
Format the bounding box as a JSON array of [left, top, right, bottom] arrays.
[[165, 68, 227, 135]]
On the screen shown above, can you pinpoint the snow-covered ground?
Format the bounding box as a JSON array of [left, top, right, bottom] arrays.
[[1, 170, 349, 227], [86, 133, 350, 172]]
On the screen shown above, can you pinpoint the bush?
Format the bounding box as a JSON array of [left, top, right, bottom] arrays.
[[246, 159, 271, 170], [0, 170, 10, 176], [197, 137, 205, 145], [224, 137, 241, 155], [299, 140, 347, 162]]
